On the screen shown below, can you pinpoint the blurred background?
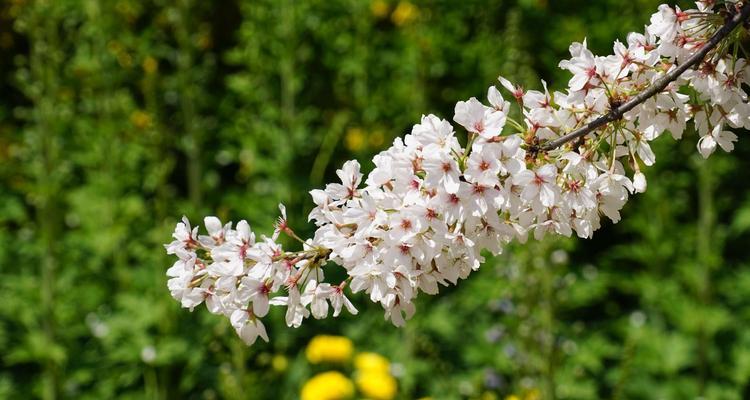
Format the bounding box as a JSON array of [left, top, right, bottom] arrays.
[[2, 0, 750, 399]]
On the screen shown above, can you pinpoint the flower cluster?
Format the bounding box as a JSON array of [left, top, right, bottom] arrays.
[[165, 209, 358, 345], [165, 1, 749, 345], [301, 335, 399, 400]]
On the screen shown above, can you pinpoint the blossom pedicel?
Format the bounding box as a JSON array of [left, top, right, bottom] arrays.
[[165, 1, 750, 345]]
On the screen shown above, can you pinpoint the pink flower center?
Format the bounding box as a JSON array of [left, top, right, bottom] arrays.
[[473, 121, 484, 133], [399, 244, 410, 254], [533, 173, 547, 186]]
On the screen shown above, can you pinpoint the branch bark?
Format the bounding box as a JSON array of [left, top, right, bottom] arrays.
[[540, 4, 750, 151]]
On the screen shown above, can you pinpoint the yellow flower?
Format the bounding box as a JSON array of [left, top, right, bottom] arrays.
[[306, 335, 354, 364], [391, 1, 418, 26], [301, 371, 355, 400], [371, 0, 390, 19], [271, 354, 288, 372], [356, 371, 397, 400], [523, 389, 541, 400], [354, 352, 390, 374], [504, 396, 520, 400], [345, 127, 367, 152], [142, 56, 158, 75], [130, 110, 152, 129]]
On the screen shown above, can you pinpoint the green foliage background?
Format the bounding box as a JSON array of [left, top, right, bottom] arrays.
[[2, 0, 750, 399]]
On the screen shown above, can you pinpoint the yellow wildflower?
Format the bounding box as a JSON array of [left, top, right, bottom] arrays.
[[354, 352, 390, 374], [371, 0, 390, 19], [356, 371, 397, 400], [130, 110, 152, 129], [524, 389, 541, 400], [306, 335, 354, 364], [345, 127, 367, 152], [391, 1, 418, 26], [142, 56, 158, 75], [301, 371, 355, 400], [271, 354, 288, 372]]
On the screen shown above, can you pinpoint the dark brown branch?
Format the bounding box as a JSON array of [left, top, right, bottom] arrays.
[[540, 3, 750, 151]]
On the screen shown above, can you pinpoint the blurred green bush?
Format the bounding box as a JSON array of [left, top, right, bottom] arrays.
[[2, 0, 750, 399]]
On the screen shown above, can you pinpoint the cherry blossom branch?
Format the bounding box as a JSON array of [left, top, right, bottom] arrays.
[[540, 3, 750, 151], [165, 2, 750, 346]]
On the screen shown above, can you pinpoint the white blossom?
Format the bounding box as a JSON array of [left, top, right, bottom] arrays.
[[165, 3, 749, 346]]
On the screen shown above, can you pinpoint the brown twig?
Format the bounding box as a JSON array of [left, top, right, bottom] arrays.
[[540, 3, 750, 151]]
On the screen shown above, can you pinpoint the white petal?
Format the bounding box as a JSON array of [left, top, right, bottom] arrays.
[[697, 135, 716, 159], [204, 216, 222, 236], [539, 184, 556, 208], [498, 76, 515, 93], [633, 172, 647, 193], [252, 296, 270, 318]]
